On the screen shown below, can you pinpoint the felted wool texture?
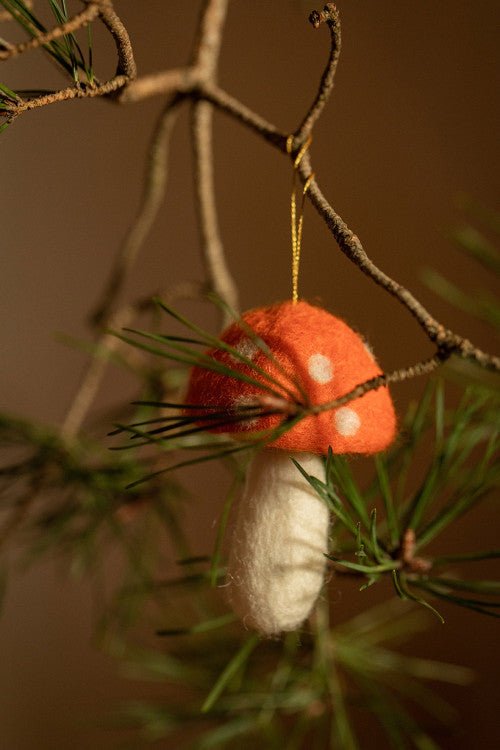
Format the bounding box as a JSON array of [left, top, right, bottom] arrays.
[[185, 299, 397, 455], [227, 450, 329, 636]]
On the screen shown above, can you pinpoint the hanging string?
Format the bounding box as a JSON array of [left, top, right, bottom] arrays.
[[286, 135, 314, 304]]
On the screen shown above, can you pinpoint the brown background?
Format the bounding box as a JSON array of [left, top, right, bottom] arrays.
[[0, 1, 498, 748]]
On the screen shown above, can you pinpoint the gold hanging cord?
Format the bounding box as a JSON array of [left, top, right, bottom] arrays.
[[286, 135, 314, 304]]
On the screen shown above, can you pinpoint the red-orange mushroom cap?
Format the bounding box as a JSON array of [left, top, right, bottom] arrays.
[[185, 300, 397, 455]]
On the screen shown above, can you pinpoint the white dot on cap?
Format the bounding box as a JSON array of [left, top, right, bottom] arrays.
[[308, 353, 334, 384], [229, 337, 259, 363], [334, 407, 361, 437]]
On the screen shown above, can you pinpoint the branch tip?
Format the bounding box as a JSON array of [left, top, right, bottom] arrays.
[[309, 4, 339, 30]]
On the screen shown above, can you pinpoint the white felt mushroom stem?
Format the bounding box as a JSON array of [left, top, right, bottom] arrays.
[[227, 450, 330, 636]]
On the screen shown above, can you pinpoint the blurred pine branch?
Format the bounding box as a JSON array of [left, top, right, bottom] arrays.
[[1, 291, 498, 746]]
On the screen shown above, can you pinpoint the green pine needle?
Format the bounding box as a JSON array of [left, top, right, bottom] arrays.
[[0, 0, 96, 83], [201, 634, 260, 713]]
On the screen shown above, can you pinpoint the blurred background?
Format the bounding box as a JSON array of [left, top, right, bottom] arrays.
[[0, 1, 498, 747]]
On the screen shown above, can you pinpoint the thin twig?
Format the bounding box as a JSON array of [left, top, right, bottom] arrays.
[[61, 279, 203, 440], [311, 354, 445, 416], [0, 2, 100, 61], [1, 0, 137, 128], [190, 0, 227, 80], [120, 74, 288, 153], [0, 0, 135, 79], [201, 82, 287, 148], [61, 312, 132, 440], [294, 3, 341, 142], [91, 95, 183, 327], [190, 0, 239, 323], [297, 152, 500, 371], [96, 0, 136, 80], [62, 97, 183, 438], [0, 0, 137, 129], [119, 67, 198, 102], [191, 102, 239, 319], [7, 76, 128, 119], [128, 280, 205, 314], [0, 0, 32, 23], [122, 75, 286, 145]]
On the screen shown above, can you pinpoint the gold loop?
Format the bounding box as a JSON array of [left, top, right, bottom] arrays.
[[288, 136, 313, 303], [294, 135, 312, 169]]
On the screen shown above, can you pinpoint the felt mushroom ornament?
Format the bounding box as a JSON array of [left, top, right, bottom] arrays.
[[186, 299, 396, 635]]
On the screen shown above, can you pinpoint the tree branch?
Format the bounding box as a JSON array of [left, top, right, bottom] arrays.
[[190, 0, 227, 81], [62, 96, 183, 438], [200, 82, 287, 148], [190, 0, 239, 323], [91, 96, 183, 327], [121, 76, 287, 147], [95, 0, 136, 80], [296, 152, 500, 371], [60, 311, 133, 440], [311, 354, 446, 416], [61, 281, 204, 441], [1, 0, 136, 129], [294, 3, 341, 143], [7, 75, 128, 120], [0, 2, 100, 61], [118, 67, 198, 102], [0, 0, 32, 23]]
